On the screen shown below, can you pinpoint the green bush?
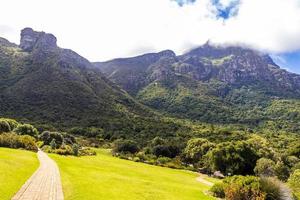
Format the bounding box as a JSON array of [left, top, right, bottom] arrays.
[[183, 138, 215, 164], [54, 145, 73, 155], [39, 131, 63, 146], [254, 158, 276, 177], [289, 169, 300, 198], [14, 124, 39, 137], [274, 161, 290, 181], [206, 141, 259, 175], [79, 147, 96, 156], [152, 145, 180, 158], [223, 176, 264, 200], [113, 139, 139, 154], [157, 157, 172, 165], [0, 120, 11, 133], [72, 143, 79, 156], [0, 118, 19, 130], [209, 182, 225, 198], [0, 133, 37, 151]]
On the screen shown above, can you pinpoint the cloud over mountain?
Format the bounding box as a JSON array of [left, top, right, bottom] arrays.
[[0, 0, 300, 61]]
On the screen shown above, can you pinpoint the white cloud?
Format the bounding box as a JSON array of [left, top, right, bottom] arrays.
[[0, 0, 300, 61]]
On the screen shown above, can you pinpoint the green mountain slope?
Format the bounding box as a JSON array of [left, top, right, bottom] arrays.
[[95, 43, 300, 129], [0, 28, 179, 139]]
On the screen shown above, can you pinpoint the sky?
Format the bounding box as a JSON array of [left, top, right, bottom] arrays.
[[0, 0, 300, 74]]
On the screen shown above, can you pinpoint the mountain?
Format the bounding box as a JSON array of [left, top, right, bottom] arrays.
[[0, 28, 162, 134], [95, 43, 300, 129]]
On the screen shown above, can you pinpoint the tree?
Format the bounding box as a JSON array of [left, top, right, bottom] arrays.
[[206, 141, 259, 175], [274, 161, 290, 181], [152, 145, 180, 158], [113, 139, 139, 154], [254, 158, 276, 177], [39, 131, 63, 146], [183, 138, 215, 164], [14, 124, 38, 137], [151, 136, 165, 146]]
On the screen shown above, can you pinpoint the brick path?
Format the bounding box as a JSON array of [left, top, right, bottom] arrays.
[[12, 150, 64, 200]]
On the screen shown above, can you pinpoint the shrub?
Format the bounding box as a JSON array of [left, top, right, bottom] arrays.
[[254, 158, 276, 177], [0, 118, 19, 130], [70, 127, 104, 138], [152, 145, 180, 158], [157, 157, 172, 165], [288, 169, 300, 198], [50, 139, 56, 149], [223, 176, 265, 200], [274, 161, 290, 181], [183, 138, 215, 164], [206, 141, 259, 175], [14, 124, 39, 137], [210, 175, 291, 200], [39, 131, 63, 146], [0, 120, 11, 133], [79, 147, 96, 156], [151, 137, 165, 146], [113, 139, 139, 154], [72, 143, 79, 156], [0, 133, 37, 151], [210, 182, 225, 198], [54, 145, 73, 155]]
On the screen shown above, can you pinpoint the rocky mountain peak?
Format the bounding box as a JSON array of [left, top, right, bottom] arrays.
[[20, 28, 57, 52]]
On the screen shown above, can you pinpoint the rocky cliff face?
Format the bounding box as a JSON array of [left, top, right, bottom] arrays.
[[95, 43, 300, 123], [20, 28, 57, 52]]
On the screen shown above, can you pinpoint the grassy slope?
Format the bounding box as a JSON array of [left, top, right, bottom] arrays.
[[51, 149, 215, 200], [0, 148, 38, 200]]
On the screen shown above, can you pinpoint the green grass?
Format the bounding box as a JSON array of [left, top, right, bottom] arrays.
[[51, 149, 215, 200], [0, 148, 39, 200]]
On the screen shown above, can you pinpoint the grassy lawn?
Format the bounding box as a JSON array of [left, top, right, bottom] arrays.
[[51, 149, 215, 200], [0, 148, 39, 200]]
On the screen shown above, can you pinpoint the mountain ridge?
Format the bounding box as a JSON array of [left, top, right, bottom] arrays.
[[94, 43, 300, 126]]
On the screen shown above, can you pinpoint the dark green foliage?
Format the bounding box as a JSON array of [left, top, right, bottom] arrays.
[[289, 143, 300, 158], [183, 138, 215, 164], [72, 144, 79, 156], [274, 161, 290, 181], [0, 119, 11, 133], [50, 139, 56, 150], [206, 141, 259, 175], [14, 124, 39, 137], [209, 182, 225, 198], [69, 127, 104, 138], [39, 131, 63, 146], [113, 139, 139, 154], [152, 145, 180, 158], [0, 132, 37, 151], [254, 158, 276, 177]]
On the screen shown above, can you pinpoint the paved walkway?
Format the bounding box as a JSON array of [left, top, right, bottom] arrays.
[[196, 174, 214, 186], [12, 150, 64, 200]]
